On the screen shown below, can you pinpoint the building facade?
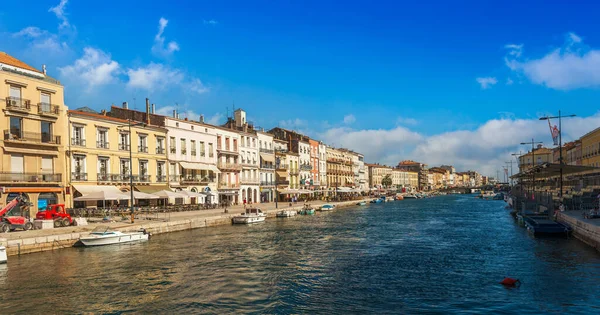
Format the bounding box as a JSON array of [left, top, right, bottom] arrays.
[[318, 142, 327, 190], [0, 53, 67, 216], [581, 127, 600, 167], [258, 131, 275, 202], [367, 164, 392, 188], [397, 160, 428, 191], [309, 139, 320, 189], [274, 139, 290, 199], [327, 146, 353, 190], [215, 127, 242, 205]]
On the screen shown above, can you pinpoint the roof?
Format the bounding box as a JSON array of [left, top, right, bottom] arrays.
[[75, 106, 98, 114], [511, 163, 596, 179], [0, 52, 41, 73], [69, 110, 129, 123], [581, 126, 600, 139]]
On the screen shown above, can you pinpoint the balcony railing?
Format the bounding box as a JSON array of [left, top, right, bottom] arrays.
[[6, 97, 31, 111], [217, 162, 242, 171], [4, 130, 61, 144], [168, 175, 179, 182], [240, 177, 260, 184], [97, 173, 149, 182], [276, 180, 290, 185], [156, 175, 166, 182], [218, 182, 240, 189], [276, 164, 289, 170], [170, 147, 176, 153], [71, 138, 86, 146], [37, 103, 60, 115], [119, 143, 130, 151], [155, 147, 165, 154], [260, 164, 275, 170], [180, 175, 215, 184], [289, 169, 299, 175], [0, 172, 61, 183], [217, 146, 239, 155], [138, 146, 148, 153], [300, 164, 312, 171], [260, 148, 274, 154], [241, 161, 258, 167], [260, 181, 276, 186], [71, 172, 88, 181], [275, 148, 288, 154], [97, 141, 109, 149], [181, 149, 187, 155], [191, 150, 197, 156], [139, 174, 151, 182]]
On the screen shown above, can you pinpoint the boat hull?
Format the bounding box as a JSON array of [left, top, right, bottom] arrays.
[[232, 216, 266, 224], [80, 232, 149, 247], [276, 211, 296, 218], [0, 246, 6, 264], [300, 209, 316, 215]]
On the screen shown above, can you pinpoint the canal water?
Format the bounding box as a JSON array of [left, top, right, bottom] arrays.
[[1, 195, 600, 314]]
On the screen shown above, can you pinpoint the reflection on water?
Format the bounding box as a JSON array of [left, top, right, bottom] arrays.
[[1, 195, 600, 313]]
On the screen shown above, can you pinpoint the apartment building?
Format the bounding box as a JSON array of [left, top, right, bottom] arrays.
[[215, 126, 242, 205], [397, 160, 428, 191], [309, 139, 320, 188], [318, 142, 327, 190], [274, 139, 290, 197], [581, 127, 600, 167], [0, 53, 67, 215], [326, 146, 354, 189], [257, 131, 275, 202], [297, 140, 312, 189], [366, 164, 392, 188]]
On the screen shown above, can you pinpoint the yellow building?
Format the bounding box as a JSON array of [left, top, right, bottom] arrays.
[[327, 146, 354, 188], [518, 146, 553, 172], [0, 52, 67, 216], [407, 171, 418, 189], [366, 163, 392, 188], [67, 109, 168, 207], [581, 127, 600, 168]]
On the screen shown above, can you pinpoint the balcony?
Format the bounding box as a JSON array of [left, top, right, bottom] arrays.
[[4, 130, 61, 145], [71, 138, 86, 146], [5, 97, 31, 112], [138, 146, 148, 153], [241, 161, 258, 168], [37, 103, 60, 116], [181, 149, 187, 155], [191, 150, 197, 156], [0, 172, 61, 183], [97, 173, 149, 183], [170, 148, 176, 154], [260, 164, 275, 170], [180, 175, 215, 184], [300, 164, 312, 171], [156, 147, 165, 154], [168, 175, 179, 182], [71, 172, 88, 181], [260, 148, 274, 154], [359, 167, 366, 173], [97, 141, 109, 149], [156, 175, 167, 182], [289, 169, 299, 175], [217, 162, 242, 171], [260, 180, 276, 186], [119, 143, 130, 151], [276, 180, 290, 185], [218, 182, 240, 189], [139, 174, 151, 182], [240, 177, 260, 185], [217, 146, 239, 155], [276, 164, 289, 170], [275, 148, 288, 155]]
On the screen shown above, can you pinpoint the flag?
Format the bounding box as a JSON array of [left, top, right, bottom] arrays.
[[548, 119, 560, 145]]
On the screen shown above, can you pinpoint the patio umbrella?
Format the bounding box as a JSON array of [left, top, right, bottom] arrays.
[[152, 190, 187, 199], [132, 191, 160, 200], [74, 190, 130, 208], [177, 190, 206, 198]]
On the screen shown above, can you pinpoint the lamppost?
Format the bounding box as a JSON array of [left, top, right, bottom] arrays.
[[539, 111, 576, 200], [520, 139, 543, 195], [118, 119, 146, 224], [505, 161, 514, 186]]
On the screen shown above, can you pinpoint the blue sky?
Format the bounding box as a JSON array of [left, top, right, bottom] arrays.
[[2, 0, 600, 176]]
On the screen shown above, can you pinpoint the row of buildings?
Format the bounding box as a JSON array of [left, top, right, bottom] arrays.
[[0, 52, 480, 214]]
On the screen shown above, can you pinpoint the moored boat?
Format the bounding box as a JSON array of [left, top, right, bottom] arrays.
[[370, 198, 382, 203], [276, 210, 297, 218], [320, 204, 335, 211], [403, 194, 418, 199], [356, 201, 366, 206], [79, 227, 150, 247], [0, 245, 6, 264], [233, 208, 266, 224]]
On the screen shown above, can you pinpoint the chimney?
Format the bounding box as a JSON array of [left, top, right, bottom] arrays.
[[42, 64, 47, 75], [151, 104, 155, 114], [122, 102, 128, 109], [173, 109, 177, 118], [145, 98, 151, 125], [101, 109, 107, 116], [199, 115, 204, 123]]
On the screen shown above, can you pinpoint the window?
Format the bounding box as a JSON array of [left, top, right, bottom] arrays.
[[72, 155, 86, 180], [157, 162, 166, 182], [9, 117, 22, 138], [233, 139, 238, 151], [170, 137, 176, 153], [200, 142, 206, 157], [97, 128, 108, 148], [72, 125, 84, 146], [180, 138, 187, 154], [139, 160, 148, 180], [241, 137, 245, 147], [225, 137, 230, 150], [9, 86, 21, 99], [40, 92, 52, 113], [119, 133, 129, 150], [41, 121, 52, 143], [42, 156, 53, 174], [156, 137, 165, 154], [98, 157, 109, 180], [138, 134, 148, 153], [120, 158, 130, 175], [191, 140, 197, 156], [11, 155, 24, 174], [208, 143, 214, 157]]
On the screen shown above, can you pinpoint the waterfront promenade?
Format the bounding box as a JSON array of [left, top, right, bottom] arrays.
[[0, 199, 366, 256]]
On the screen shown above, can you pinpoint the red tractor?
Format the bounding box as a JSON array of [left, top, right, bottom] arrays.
[[0, 196, 33, 233], [36, 204, 73, 228]]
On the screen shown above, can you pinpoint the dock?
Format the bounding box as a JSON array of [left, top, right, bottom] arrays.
[[557, 211, 600, 252]]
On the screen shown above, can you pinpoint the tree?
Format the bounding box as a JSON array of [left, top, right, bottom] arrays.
[[381, 174, 392, 188]]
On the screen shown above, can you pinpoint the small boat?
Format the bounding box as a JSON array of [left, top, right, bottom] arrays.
[[523, 216, 572, 237], [320, 204, 335, 211], [476, 191, 497, 199], [0, 246, 6, 264], [300, 205, 316, 215], [395, 195, 404, 200], [276, 210, 297, 218], [233, 208, 266, 224], [370, 198, 382, 203], [356, 201, 366, 206], [79, 226, 150, 247], [403, 194, 418, 199]]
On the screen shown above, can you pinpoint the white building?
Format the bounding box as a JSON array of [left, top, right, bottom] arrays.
[[298, 140, 311, 189], [357, 153, 367, 192], [318, 142, 327, 189], [215, 127, 241, 205], [258, 131, 276, 202], [165, 113, 219, 204]]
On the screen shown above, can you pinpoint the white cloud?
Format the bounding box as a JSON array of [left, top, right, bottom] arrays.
[[155, 105, 222, 125], [58, 47, 120, 91], [476, 77, 498, 89], [49, 0, 70, 29], [343, 114, 356, 124], [188, 78, 209, 94], [203, 19, 218, 25], [126, 63, 184, 90], [279, 118, 306, 129], [13, 26, 44, 38], [397, 117, 418, 126], [506, 78, 514, 85], [505, 32, 600, 90], [505, 44, 523, 57], [206, 113, 223, 125], [152, 17, 180, 57]]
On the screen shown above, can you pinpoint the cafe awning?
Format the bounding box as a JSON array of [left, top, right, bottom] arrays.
[[179, 162, 221, 173], [73, 184, 122, 195], [260, 153, 275, 162], [135, 185, 171, 194], [276, 171, 288, 177], [511, 163, 597, 179]]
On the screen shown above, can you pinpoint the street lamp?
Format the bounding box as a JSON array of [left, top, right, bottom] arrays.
[[539, 111, 576, 200], [117, 119, 146, 224], [520, 139, 543, 194]]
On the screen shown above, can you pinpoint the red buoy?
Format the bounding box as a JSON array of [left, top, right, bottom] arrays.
[[500, 277, 521, 286]]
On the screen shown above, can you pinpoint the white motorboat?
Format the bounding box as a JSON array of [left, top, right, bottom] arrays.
[[232, 208, 266, 224], [79, 226, 150, 247], [403, 194, 418, 199], [276, 210, 297, 218], [0, 246, 7, 264], [320, 204, 335, 211]]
